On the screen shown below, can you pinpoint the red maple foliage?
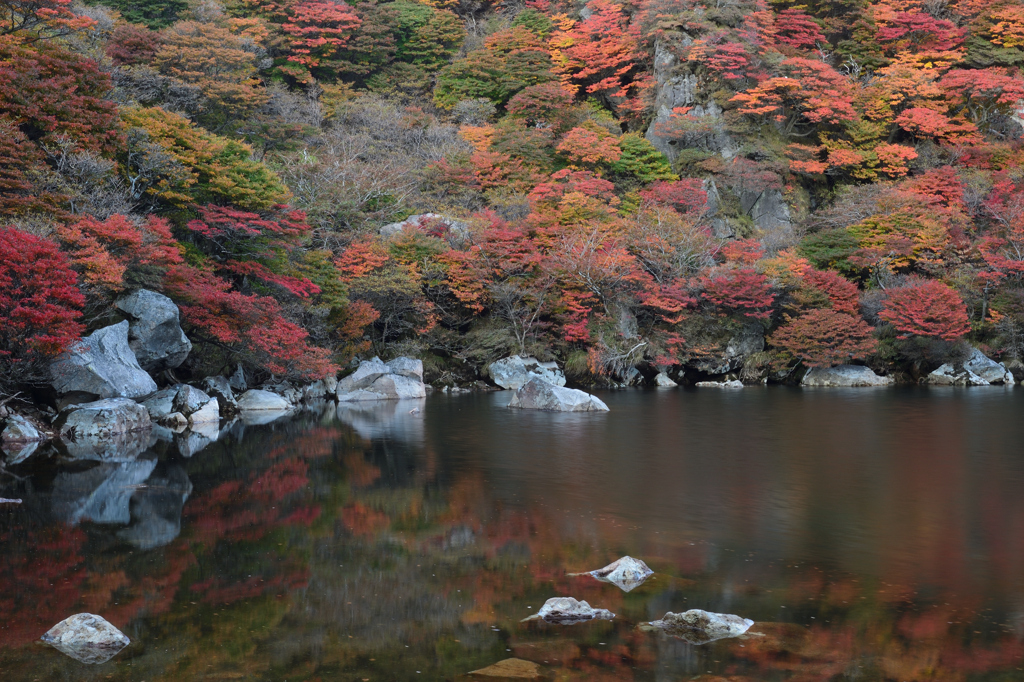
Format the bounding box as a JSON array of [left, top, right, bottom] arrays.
[[879, 280, 971, 341], [699, 267, 776, 319], [769, 308, 878, 367]]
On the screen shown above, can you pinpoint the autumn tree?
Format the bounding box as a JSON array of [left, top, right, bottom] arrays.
[[769, 309, 877, 367], [879, 280, 971, 341]]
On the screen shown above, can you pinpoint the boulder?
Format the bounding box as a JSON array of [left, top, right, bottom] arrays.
[[654, 372, 678, 387], [926, 365, 989, 386], [236, 389, 292, 411], [639, 609, 754, 645], [336, 357, 427, 401], [140, 387, 178, 420], [201, 376, 239, 415], [802, 365, 894, 387], [41, 613, 131, 664], [187, 398, 219, 425], [570, 556, 653, 593], [508, 377, 609, 412], [939, 347, 1015, 385], [521, 597, 615, 624], [261, 380, 302, 405], [489, 355, 566, 390], [54, 398, 151, 442], [1, 414, 44, 443], [229, 364, 248, 392], [141, 385, 219, 424], [114, 289, 191, 371], [172, 385, 210, 415], [302, 375, 338, 401], [468, 659, 544, 679], [50, 322, 158, 401], [158, 412, 189, 431], [380, 213, 469, 243], [695, 380, 745, 388], [52, 459, 157, 525]]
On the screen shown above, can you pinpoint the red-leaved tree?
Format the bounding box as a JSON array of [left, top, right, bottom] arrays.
[[769, 309, 877, 367], [699, 267, 776, 319], [878, 280, 971, 341]]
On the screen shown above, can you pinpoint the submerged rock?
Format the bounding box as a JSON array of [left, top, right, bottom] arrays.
[[336, 357, 426, 401], [489, 355, 566, 390], [41, 613, 130, 664], [236, 389, 292, 411], [802, 365, 894, 387], [468, 658, 544, 679], [49, 321, 158, 402], [639, 609, 754, 645], [508, 377, 609, 412], [521, 597, 615, 624], [570, 556, 653, 592], [115, 289, 191, 372]]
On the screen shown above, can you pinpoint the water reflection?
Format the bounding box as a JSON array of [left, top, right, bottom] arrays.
[[0, 388, 1022, 680]]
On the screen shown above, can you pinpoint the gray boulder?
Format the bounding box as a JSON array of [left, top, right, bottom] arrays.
[[521, 597, 615, 624], [115, 289, 191, 371], [1, 414, 43, 443], [41, 613, 131, 665], [571, 556, 653, 593], [229, 364, 247, 392], [236, 389, 292, 411], [201, 376, 239, 415], [52, 459, 157, 525], [489, 355, 566, 390], [54, 398, 151, 441], [302, 375, 338, 401], [336, 357, 427, 401], [140, 387, 178, 420], [964, 348, 1014, 384], [654, 372, 678, 387], [802, 365, 894, 387], [187, 398, 219, 425], [508, 377, 609, 412], [141, 385, 219, 425], [640, 609, 754, 645], [50, 322, 158, 401]]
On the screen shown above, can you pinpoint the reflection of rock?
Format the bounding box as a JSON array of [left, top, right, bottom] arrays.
[[640, 609, 754, 644], [508, 377, 609, 412], [571, 556, 653, 592], [49, 321, 158, 401], [521, 597, 615, 624], [927, 348, 1015, 386], [174, 421, 219, 457], [336, 357, 426, 401], [489, 356, 566, 390], [468, 658, 545, 679], [41, 613, 130, 665], [54, 398, 151, 447], [802, 365, 894, 387], [238, 409, 294, 426], [2, 440, 40, 465], [115, 289, 191, 371], [236, 389, 292, 411], [55, 429, 152, 462], [336, 399, 426, 444], [52, 459, 157, 525], [117, 464, 192, 550], [695, 380, 745, 388]]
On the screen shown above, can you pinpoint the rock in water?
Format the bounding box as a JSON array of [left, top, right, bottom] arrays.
[[695, 380, 745, 388], [521, 597, 615, 624], [54, 398, 151, 442], [640, 609, 754, 645], [927, 347, 1015, 386], [468, 658, 544, 679], [508, 377, 609, 412], [489, 355, 566, 390], [1, 414, 43, 443], [654, 372, 678, 387], [336, 357, 427, 401], [41, 613, 130, 664], [115, 289, 191, 371], [50, 322, 158, 401], [802, 365, 894, 387], [236, 389, 292, 411], [571, 556, 653, 592]]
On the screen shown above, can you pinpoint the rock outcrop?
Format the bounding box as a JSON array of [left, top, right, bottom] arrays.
[[508, 377, 609, 412], [41, 613, 131, 664], [489, 355, 566, 390], [236, 389, 293, 411], [141, 385, 219, 426], [640, 609, 754, 645], [54, 398, 151, 442], [692, 322, 765, 375], [336, 357, 427, 401], [380, 213, 469, 243], [802, 365, 894, 387], [114, 289, 191, 371], [201, 376, 239, 416], [927, 348, 1015, 386], [654, 372, 678, 387], [521, 597, 615, 624], [50, 322, 158, 402]]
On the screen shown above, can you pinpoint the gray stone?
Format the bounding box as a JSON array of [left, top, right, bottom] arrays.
[[173, 385, 211, 416], [692, 323, 764, 375], [336, 357, 427, 401], [41, 613, 131, 664], [302, 376, 338, 401], [508, 377, 609, 412], [386, 357, 424, 381], [50, 322, 158, 400], [964, 347, 1015, 385], [489, 355, 566, 390], [52, 459, 157, 525], [54, 398, 151, 442], [229, 364, 247, 392], [236, 389, 292, 411], [158, 412, 189, 431], [380, 213, 469, 242], [571, 556, 653, 593], [802, 365, 894, 387], [140, 387, 179, 420], [695, 380, 745, 388], [521, 597, 615, 624], [337, 357, 390, 393], [1, 414, 43, 443], [117, 465, 192, 550], [926, 364, 989, 386], [640, 609, 754, 645], [188, 398, 219, 425], [115, 289, 191, 371], [201, 376, 238, 415], [654, 372, 678, 387]]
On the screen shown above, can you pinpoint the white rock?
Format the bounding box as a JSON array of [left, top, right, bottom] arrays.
[[54, 398, 151, 442], [695, 380, 745, 388], [508, 377, 608, 412], [802, 365, 894, 387], [521, 597, 615, 624], [571, 556, 653, 592], [949, 347, 1015, 385], [236, 389, 292, 411], [41, 613, 131, 664], [654, 372, 678, 387], [336, 357, 427, 401], [187, 398, 220, 425], [640, 609, 754, 644], [1, 414, 43, 443], [489, 355, 566, 390]]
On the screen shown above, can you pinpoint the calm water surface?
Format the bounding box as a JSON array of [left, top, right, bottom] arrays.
[[2, 387, 1024, 680]]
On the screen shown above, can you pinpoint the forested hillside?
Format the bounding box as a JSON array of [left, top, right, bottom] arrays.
[[3, 0, 1024, 388]]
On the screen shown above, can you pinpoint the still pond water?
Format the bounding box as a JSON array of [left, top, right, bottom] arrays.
[[2, 387, 1024, 681]]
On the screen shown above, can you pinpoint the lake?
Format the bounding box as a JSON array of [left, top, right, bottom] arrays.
[[2, 387, 1023, 680]]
